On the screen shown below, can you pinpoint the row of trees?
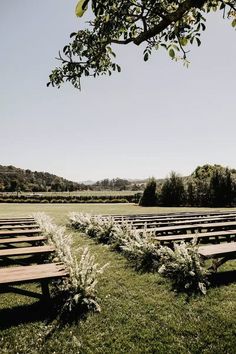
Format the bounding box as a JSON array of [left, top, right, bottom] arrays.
[[93, 178, 143, 191], [0, 165, 144, 193], [140, 165, 236, 207], [0, 165, 83, 192]]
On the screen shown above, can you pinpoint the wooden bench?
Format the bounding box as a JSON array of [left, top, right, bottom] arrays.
[[0, 229, 41, 237], [0, 216, 34, 220], [198, 242, 236, 271], [128, 215, 236, 229], [0, 245, 55, 258], [0, 220, 37, 226], [0, 235, 47, 246], [137, 221, 236, 236], [115, 213, 236, 226], [153, 230, 236, 245], [0, 262, 68, 299], [0, 224, 39, 230], [109, 211, 236, 221]]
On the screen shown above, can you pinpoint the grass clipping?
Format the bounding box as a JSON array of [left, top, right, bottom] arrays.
[[33, 212, 108, 314]]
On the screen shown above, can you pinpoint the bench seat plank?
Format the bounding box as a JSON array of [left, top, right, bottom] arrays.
[[0, 263, 68, 285], [0, 221, 36, 226], [0, 245, 54, 258], [116, 214, 236, 226], [0, 218, 34, 222], [137, 221, 236, 235], [0, 229, 41, 237], [0, 224, 39, 230], [153, 230, 236, 244], [198, 242, 236, 259], [0, 236, 47, 245], [111, 212, 236, 221]]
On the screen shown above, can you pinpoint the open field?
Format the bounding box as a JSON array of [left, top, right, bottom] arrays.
[[0, 204, 236, 354], [2, 203, 236, 223]]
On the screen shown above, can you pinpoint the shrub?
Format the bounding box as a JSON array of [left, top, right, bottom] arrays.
[[160, 172, 186, 206], [158, 240, 209, 294], [120, 230, 160, 271], [33, 213, 108, 315], [69, 213, 120, 244], [69, 213, 159, 272], [139, 178, 158, 206]]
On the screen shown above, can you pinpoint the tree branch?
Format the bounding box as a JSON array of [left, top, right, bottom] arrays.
[[133, 0, 206, 45]]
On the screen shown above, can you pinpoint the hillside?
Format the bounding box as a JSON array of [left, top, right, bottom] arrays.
[[0, 165, 83, 192]]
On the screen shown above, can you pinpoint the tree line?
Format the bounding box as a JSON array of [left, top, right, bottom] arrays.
[[140, 165, 236, 207], [0, 165, 144, 193], [0, 165, 83, 192]]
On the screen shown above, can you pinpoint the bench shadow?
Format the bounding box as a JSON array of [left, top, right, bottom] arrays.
[[0, 301, 53, 330], [209, 270, 236, 288], [0, 297, 88, 331]]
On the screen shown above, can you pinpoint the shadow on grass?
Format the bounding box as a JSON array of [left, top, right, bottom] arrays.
[[0, 301, 51, 330], [209, 270, 236, 288], [0, 297, 88, 332]]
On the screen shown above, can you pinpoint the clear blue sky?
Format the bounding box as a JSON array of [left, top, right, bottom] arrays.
[[1, 1, 235, 182]]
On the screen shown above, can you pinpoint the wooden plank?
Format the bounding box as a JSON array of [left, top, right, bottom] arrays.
[[0, 229, 41, 237], [198, 242, 236, 259], [0, 263, 68, 285], [108, 211, 236, 221], [0, 224, 39, 230], [0, 235, 47, 245], [137, 221, 236, 235], [0, 218, 35, 222], [115, 213, 236, 224], [128, 215, 236, 229], [153, 230, 236, 244], [0, 245, 54, 258], [0, 220, 36, 225]]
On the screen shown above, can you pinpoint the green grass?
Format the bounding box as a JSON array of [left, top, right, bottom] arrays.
[[0, 204, 236, 354]]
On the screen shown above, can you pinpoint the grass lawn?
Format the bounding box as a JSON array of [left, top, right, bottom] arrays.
[[0, 204, 236, 354]]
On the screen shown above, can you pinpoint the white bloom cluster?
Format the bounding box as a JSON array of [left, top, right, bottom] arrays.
[[33, 212, 107, 312], [158, 240, 210, 294]]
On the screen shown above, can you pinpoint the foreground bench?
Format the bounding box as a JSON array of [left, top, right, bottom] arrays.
[[0, 220, 37, 226], [0, 235, 47, 246], [198, 242, 236, 271], [0, 245, 55, 259], [0, 263, 68, 299], [0, 224, 39, 230], [0, 229, 41, 237]]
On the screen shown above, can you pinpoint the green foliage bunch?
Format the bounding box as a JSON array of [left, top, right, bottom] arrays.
[[120, 230, 160, 271], [48, 0, 236, 89], [139, 178, 158, 206], [160, 171, 186, 206], [158, 240, 209, 294], [33, 213, 107, 314], [69, 212, 120, 243]]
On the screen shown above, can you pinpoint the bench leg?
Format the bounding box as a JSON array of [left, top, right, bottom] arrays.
[[41, 280, 50, 301], [209, 256, 231, 272]]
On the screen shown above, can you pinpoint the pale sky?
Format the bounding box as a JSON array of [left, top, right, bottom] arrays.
[[1, 1, 235, 182]]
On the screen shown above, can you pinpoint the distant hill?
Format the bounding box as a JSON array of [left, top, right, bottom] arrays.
[[0, 165, 83, 192]]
